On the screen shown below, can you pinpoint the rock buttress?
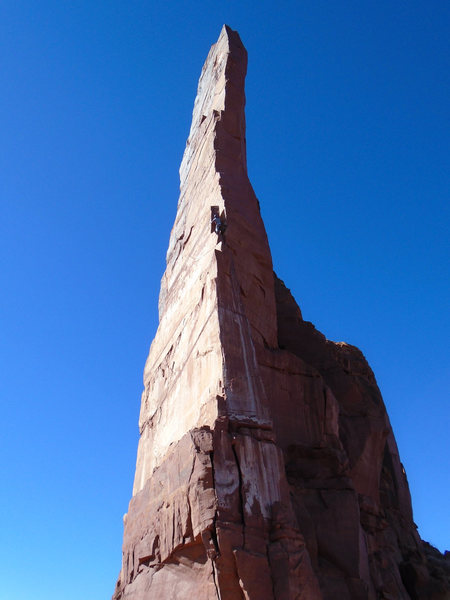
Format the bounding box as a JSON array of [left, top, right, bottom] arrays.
[[113, 25, 450, 600]]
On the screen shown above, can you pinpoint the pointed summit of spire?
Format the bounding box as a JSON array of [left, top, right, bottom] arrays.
[[180, 23, 247, 188]]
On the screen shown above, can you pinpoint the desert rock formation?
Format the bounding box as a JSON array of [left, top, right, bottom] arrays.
[[113, 25, 449, 600]]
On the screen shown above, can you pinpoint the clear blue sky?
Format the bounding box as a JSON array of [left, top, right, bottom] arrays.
[[1, 2, 448, 599]]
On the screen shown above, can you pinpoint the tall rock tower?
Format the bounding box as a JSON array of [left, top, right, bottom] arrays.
[[113, 26, 449, 600]]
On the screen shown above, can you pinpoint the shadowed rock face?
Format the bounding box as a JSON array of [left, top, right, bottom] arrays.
[[113, 25, 450, 600]]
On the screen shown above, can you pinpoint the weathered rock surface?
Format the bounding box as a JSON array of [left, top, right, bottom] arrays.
[[113, 25, 450, 600]]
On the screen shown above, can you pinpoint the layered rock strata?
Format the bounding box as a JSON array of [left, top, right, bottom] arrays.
[[113, 25, 449, 600]]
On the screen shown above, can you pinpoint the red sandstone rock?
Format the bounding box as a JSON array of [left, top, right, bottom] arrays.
[[113, 25, 450, 600]]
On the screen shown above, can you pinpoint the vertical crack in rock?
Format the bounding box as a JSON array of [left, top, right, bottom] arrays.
[[231, 437, 246, 548], [211, 559, 221, 600], [113, 24, 450, 600], [208, 449, 220, 556]]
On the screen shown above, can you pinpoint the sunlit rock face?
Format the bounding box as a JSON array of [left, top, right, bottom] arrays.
[[113, 25, 450, 600]]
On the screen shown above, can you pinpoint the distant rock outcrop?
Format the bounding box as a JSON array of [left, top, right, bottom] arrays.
[[113, 25, 449, 600]]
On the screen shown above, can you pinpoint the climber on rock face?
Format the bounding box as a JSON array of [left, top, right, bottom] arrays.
[[211, 213, 223, 235]]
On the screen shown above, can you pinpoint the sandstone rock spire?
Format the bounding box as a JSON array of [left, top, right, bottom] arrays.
[[113, 26, 449, 600]]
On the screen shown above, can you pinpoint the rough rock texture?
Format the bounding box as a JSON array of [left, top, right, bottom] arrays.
[[113, 25, 450, 600]]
